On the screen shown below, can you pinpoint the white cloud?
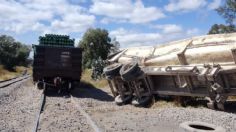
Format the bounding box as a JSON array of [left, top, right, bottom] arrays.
[[165, 0, 207, 12], [0, 0, 95, 34], [90, 0, 165, 24], [153, 24, 183, 34], [110, 27, 200, 48], [110, 28, 131, 36], [208, 0, 222, 10], [110, 28, 162, 47], [186, 28, 199, 35], [49, 13, 95, 33], [100, 17, 127, 24]]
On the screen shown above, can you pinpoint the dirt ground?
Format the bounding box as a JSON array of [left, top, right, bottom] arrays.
[[1, 79, 236, 132], [71, 84, 236, 132]]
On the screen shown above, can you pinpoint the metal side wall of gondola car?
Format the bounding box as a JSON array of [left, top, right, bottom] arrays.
[[33, 45, 82, 90]]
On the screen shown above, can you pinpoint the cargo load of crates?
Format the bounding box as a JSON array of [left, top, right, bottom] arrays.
[[39, 34, 75, 47]]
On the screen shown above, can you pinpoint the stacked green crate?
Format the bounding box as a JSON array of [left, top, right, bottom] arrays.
[[39, 34, 75, 47]]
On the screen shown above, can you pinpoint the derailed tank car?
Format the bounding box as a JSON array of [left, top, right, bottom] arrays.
[[104, 33, 236, 110], [33, 34, 82, 91]]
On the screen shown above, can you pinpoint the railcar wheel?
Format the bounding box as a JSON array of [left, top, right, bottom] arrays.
[[215, 94, 227, 111], [207, 101, 216, 110], [69, 81, 80, 91], [103, 63, 122, 79], [216, 103, 225, 111], [120, 62, 143, 81], [37, 82, 44, 90], [115, 95, 133, 106], [131, 96, 154, 107]]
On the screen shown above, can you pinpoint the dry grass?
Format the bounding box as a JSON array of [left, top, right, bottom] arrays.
[[0, 65, 30, 81], [228, 96, 236, 100], [80, 69, 108, 88], [25, 66, 33, 75], [0, 65, 18, 81], [151, 100, 177, 109]]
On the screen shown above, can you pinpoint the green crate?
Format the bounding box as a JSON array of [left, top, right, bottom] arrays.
[[39, 34, 75, 47]]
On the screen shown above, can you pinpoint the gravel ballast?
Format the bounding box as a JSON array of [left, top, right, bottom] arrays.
[[72, 86, 236, 132], [0, 79, 41, 132], [1, 80, 236, 132], [37, 94, 93, 132]]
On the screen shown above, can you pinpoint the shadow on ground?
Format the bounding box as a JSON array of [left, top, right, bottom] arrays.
[[224, 101, 236, 113], [44, 88, 69, 97], [70, 81, 114, 102], [185, 100, 236, 113], [43, 82, 236, 112], [42, 81, 113, 102]]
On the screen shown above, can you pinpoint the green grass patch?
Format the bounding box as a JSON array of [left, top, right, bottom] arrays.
[[80, 69, 108, 88], [0, 65, 30, 81]]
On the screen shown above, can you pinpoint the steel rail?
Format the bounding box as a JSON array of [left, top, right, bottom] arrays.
[[0, 74, 31, 88], [0, 74, 30, 83], [32, 88, 46, 132], [0, 76, 18, 83], [70, 95, 101, 132], [32, 88, 100, 132]]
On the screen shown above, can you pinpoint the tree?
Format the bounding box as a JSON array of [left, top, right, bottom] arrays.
[[208, 24, 236, 34], [217, 0, 236, 25], [208, 0, 236, 34], [0, 35, 30, 70], [79, 28, 113, 68], [110, 37, 120, 53], [17, 44, 31, 66]]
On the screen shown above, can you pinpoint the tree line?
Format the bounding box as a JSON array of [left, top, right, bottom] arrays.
[[0, 28, 119, 80], [0, 35, 31, 70], [208, 0, 236, 34]]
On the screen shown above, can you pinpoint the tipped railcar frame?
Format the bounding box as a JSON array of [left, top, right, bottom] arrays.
[[104, 33, 236, 110]]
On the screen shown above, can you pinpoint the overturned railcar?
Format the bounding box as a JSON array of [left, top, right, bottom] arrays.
[[104, 33, 236, 110], [33, 34, 82, 91]]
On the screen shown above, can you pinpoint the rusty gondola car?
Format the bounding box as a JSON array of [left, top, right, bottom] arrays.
[[104, 33, 236, 110], [33, 34, 82, 91]]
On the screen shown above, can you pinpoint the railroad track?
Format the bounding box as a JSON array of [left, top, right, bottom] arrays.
[[70, 95, 101, 132], [32, 88, 46, 132], [0, 74, 31, 88], [33, 89, 101, 132]]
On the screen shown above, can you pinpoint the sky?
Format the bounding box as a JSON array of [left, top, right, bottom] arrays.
[[0, 0, 226, 48]]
